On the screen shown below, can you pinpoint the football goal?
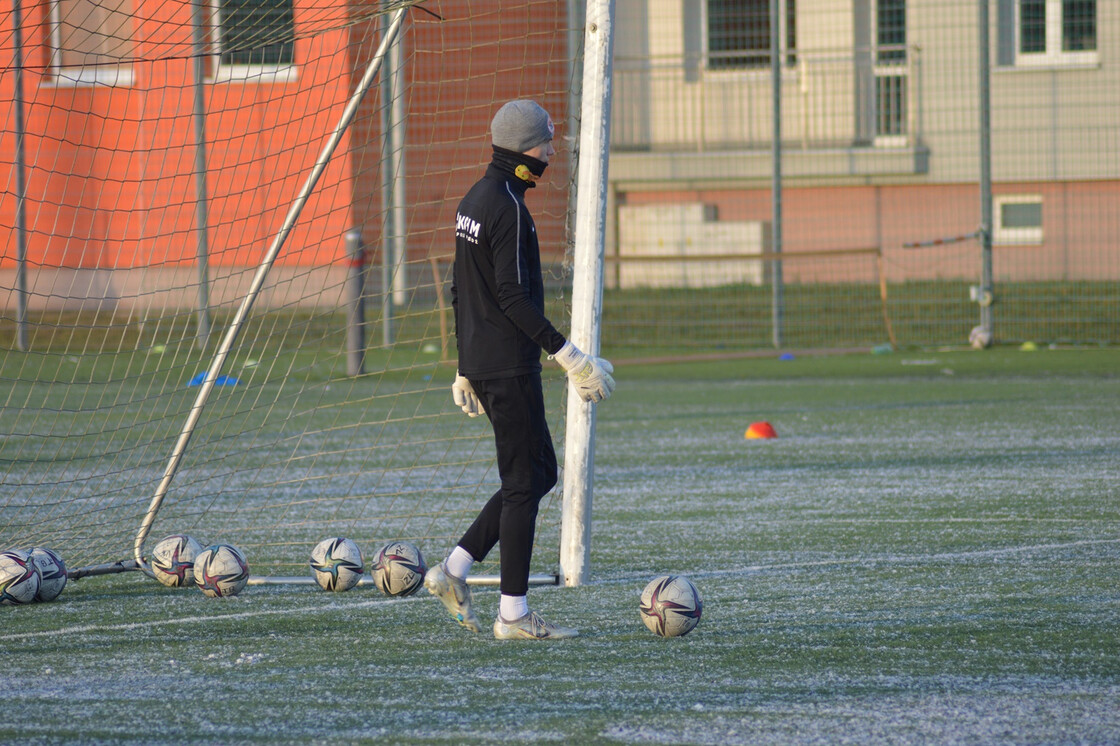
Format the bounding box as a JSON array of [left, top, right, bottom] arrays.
[[0, 0, 614, 587]]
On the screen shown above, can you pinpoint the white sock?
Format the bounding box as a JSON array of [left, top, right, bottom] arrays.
[[500, 594, 529, 621], [444, 546, 474, 579]]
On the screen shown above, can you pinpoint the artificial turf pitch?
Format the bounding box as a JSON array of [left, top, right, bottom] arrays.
[[4, 348, 1118, 744]]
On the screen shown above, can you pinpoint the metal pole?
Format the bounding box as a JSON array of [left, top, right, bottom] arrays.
[[770, 0, 784, 348], [345, 229, 366, 376], [12, 0, 30, 352], [977, 0, 995, 340], [560, 0, 615, 588], [378, 3, 397, 345], [380, 238, 394, 347], [389, 36, 407, 308], [190, 0, 213, 348], [134, 6, 410, 570]]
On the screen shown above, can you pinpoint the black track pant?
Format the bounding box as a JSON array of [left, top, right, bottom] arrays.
[[456, 372, 558, 596]]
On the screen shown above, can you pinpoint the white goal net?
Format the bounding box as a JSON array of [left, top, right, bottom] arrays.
[[1, 0, 594, 583]]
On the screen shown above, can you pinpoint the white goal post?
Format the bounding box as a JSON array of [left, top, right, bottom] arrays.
[[560, 0, 615, 588], [0, 0, 613, 588]]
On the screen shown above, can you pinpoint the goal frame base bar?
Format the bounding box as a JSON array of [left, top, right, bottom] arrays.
[[246, 574, 560, 587], [67, 561, 559, 588], [68, 559, 142, 581]]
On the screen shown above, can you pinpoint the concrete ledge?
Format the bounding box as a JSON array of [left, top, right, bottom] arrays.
[[610, 144, 930, 188], [0, 266, 351, 312]]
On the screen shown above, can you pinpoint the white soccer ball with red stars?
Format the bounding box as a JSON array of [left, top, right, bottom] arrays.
[[639, 575, 703, 637], [371, 541, 427, 597], [150, 534, 204, 588], [193, 544, 250, 598], [0, 549, 41, 606], [29, 547, 68, 602]]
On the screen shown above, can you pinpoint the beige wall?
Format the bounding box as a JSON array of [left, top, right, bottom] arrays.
[[612, 0, 1120, 182], [608, 0, 1119, 283]]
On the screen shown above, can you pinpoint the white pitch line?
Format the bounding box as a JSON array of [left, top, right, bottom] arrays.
[[746, 517, 1117, 525], [9, 538, 1117, 642], [6, 593, 424, 642], [586, 537, 1120, 585], [733, 536, 1120, 573]]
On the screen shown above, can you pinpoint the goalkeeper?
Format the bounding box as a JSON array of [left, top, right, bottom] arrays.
[[425, 99, 615, 640]]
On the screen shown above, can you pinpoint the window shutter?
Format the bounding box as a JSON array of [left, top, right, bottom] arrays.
[[996, 0, 1015, 65], [683, 0, 702, 82]]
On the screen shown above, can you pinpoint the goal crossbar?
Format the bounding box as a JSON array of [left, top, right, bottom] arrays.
[[245, 574, 559, 587]]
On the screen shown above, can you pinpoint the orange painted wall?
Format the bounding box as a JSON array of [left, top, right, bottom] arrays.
[[0, 0, 353, 270], [2, 0, 577, 275], [346, 0, 575, 266]]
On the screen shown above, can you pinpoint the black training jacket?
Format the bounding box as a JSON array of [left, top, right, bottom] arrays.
[[452, 153, 567, 380]]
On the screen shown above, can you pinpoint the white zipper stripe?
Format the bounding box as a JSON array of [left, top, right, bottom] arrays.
[[504, 182, 523, 285]]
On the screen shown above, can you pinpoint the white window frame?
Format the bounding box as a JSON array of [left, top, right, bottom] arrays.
[[210, 0, 299, 84], [1015, 0, 1098, 68], [872, 0, 909, 147], [47, 0, 134, 87], [873, 0, 907, 64], [994, 194, 1044, 245], [213, 62, 299, 84]]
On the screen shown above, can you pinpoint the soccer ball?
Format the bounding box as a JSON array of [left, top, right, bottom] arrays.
[[0, 549, 41, 606], [969, 325, 993, 350], [639, 575, 703, 638], [29, 547, 67, 602], [371, 541, 427, 597], [150, 534, 204, 587], [193, 544, 250, 598], [310, 537, 365, 592]]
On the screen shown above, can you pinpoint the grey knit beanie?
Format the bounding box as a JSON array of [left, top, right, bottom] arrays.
[[490, 100, 554, 153]]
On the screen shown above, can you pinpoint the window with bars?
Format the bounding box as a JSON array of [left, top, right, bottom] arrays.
[[217, 0, 295, 70], [707, 0, 796, 70], [876, 0, 906, 63], [874, 0, 907, 141]]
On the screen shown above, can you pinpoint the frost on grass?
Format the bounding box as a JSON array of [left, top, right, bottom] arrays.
[[601, 678, 1120, 746], [3, 369, 1119, 744]]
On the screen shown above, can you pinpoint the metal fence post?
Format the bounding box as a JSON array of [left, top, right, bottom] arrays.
[[190, 0, 213, 349], [12, 0, 30, 351], [345, 229, 366, 376], [977, 0, 995, 342], [770, 0, 784, 349]]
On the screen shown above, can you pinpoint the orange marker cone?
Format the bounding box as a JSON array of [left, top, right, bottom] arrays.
[[744, 421, 777, 439]]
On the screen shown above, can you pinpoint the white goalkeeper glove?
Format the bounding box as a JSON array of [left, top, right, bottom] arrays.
[[451, 372, 485, 417], [552, 341, 616, 403]]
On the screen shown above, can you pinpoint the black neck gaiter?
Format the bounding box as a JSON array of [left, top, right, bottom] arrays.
[[491, 145, 548, 188]]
